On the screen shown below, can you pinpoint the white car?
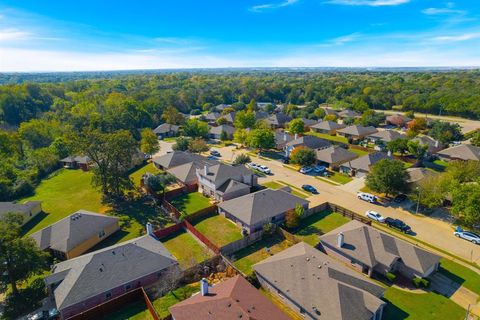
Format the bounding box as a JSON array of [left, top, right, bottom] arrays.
[[299, 166, 313, 174], [365, 210, 386, 223], [258, 165, 271, 174], [357, 192, 377, 203], [454, 230, 480, 244], [248, 163, 259, 170]]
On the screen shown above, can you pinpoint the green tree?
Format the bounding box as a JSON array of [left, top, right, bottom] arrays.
[[188, 138, 209, 153], [183, 118, 209, 138], [172, 137, 190, 151], [233, 128, 248, 146], [140, 128, 160, 155], [246, 98, 257, 112], [358, 110, 385, 127], [144, 173, 176, 198], [387, 138, 409, 155], [451, 183, 480, 227], [314, 107, 325, 119], [216, 117, 228, 125], [324, 114, 337, 122], [428, 120, 463, 144], [233, 110, 256, 129], [290, 147, 316, 166], [407, 140, 428, 161], [162, 106, 185, 125], [245, 129, 275, 151], [288, 118, 305, 135], [470, 131, 480, 147], [233, 153, 251, 165], [412, 175, 448, 209], [445, 160, 480, 183], [0, 213, 48, 296], [366, 159, 409, 197], [220, 130, 229, 141]]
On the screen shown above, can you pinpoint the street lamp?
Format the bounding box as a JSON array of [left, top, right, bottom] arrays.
[[415, 186, 421, 215]]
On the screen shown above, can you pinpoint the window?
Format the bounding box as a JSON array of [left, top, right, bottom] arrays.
[[98, 230, 106, 238], [105, 292, 112, 299], [124, 284, 132, 291]]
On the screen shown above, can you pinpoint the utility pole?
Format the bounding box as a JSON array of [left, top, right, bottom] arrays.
[[415, 186, 421, 215]]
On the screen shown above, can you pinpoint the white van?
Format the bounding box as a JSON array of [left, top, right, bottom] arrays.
[[357, 192, 377, 203]]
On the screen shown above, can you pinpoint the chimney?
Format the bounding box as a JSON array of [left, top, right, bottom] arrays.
[[146, 222, 154, 236], [435, 140, 439, 148], [294, 133, 298, 140], [204, 165, 208, 176], [283, 132, 287, 141], [200, 278, 209, 296], [337, 232, 344, 248], [387, 150, 392, 157]]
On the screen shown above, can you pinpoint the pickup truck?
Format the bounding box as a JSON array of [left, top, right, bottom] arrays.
[[385, 217, 411, 234]]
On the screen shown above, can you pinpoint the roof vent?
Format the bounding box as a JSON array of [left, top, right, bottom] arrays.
[[318, 265, 322, 269], [306, 257, 310, 262]]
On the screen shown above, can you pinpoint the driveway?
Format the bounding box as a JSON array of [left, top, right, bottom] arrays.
[[338, 176, 365, 194]]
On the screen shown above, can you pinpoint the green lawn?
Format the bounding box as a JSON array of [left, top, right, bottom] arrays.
[[276, 181, 309, 199], [193, 214, 243, 247], [382, 287, 465, 320], [161, 230, 214, 269], [152, 283, 200, 319], [439, 258, 480, 295], [129, 162, 162, 186], [326, 171, 353, 184], [424, 160, 449, 172], [349, 148, 370, 157], [232, 234, 293, 275], [294, 210, 350, 246], [170, 192, 212, 216], [261, 181, 285, 190], [307, 131, 348, 144], [104, 300, 153, 320]]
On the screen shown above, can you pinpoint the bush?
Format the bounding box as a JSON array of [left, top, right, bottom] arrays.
[[263, 222, 276, 235], [3, 278, 47, 318], [386, 272, 397, 282], [233, 154, 251, 165], [412, 277, 430, 288]]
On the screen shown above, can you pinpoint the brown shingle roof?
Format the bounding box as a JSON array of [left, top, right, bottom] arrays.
[[436, 144, 480, 161], [169, 275, 290, 320], [315, 146, 358, 165]]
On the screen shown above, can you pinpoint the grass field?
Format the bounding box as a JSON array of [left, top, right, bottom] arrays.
[[151, 283, 200, 318], [261, 181, 284, 190], [276, 180, 309, 199], [349, 148, 370, 157], [232, 234, 293, 275], [161, 230, 213, 268], [129, 162, 162, 186], [193, 214, 243, 247], [294, 210, 350, 246], [307, 131, 348, 144], [104, 300, 153, 320], [326, 171, 353, 184], [170, 192, 212, 216], [439, 258, 480, 295], [383, 287, 465, 320]]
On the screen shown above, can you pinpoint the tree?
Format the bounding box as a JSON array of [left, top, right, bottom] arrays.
[[428, 120, 463, 144], [445, 160, 480, 183], [220, 130, 229, 141], [145, 173, 176, 198], [290, 147, 316, 166], [233, 129, 248, 147], [183, 118, 209, 138], [162, 106, 184, 125], [324, 114, 337, 122], [221, 107, 235, 115], [0, 213, 48, 296], [140, 128, 159, 155], [246, 98, 257, 112], [216, 117, 228, 125], [471, 131, 480, 147], [172, 136, 189, 151], [188, 138, 209, 153], [411, 175, 448, 209], [358, 110, 385, 127], [233, 110, 256, 129], [386, 138, 409, 155], [314, 107, 325, 119], [343, 116, 355, 125], [451, 183, 480, 227], [233, 153, 251, 165], [285, 209, 300, 229], [407, 140, 428, 161], [245, 129, 275, 151], [288, 119, 305, 135], [365, 159, 409, 197]]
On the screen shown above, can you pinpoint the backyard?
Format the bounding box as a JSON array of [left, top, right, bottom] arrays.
[[151, 283, 200, 318], [294, 210, 350, 246], [349, 148, 371, 157], [193, 214, 243, 247], [306, 131, 349, 144], [161, 230, 214, 269], [129, 162, 162, 186], [170, 192, 212, 216], [232, 234, 293, 275], [104, 300, 153, 320]]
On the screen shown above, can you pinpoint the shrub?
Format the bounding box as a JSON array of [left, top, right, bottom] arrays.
[[412, 277, 430, 288], [263, 222, 276, 235], [386, 272, 397, 283], [233, 153, 251, 165]]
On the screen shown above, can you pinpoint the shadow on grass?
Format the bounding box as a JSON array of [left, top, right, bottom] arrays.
[[294, 209, 333, 234], [232, 234, 285, 261], [381, 299, 409, 320], [21, 211, 48, 236], [438, 266, 465, 286], [103, 300, 148, 320], [108, 197, 173, 228]]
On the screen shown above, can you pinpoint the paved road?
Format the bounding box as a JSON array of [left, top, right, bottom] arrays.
[[209, 144, 480, 265]]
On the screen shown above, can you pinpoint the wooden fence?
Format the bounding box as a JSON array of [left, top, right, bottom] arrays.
[[327, 202, 372, 225], [220, 230, 263, 255], [183, 219, 220, 254], [153, 222, 183, 239]]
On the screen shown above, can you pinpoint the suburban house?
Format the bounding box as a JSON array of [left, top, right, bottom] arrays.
[[169, 275, 290, 320], [167, 161, 207, 188], [323, 107, 339, 117], [254, 111, 269, 120], [208, 124, 235, 140], [406, 167, 436, 187], [253, 242, 386, 320], [340, 152, 390, 177], [218, 188, 309, 233], [436, 144, 480, 162], [45, 234, 181, 319], [385, 114, 411, 127], [0, 201, 42, 225], [320, 221, 441, 279], [204, 112, 222, 124], [337, 125, 378, 141], [215, 104, 230, 112], [412, 135, 444, 154], [223, 111, 236, 124], [196, 163, 257, 202], [315, 146, 358, 170], [153, 123, 180, 139], [61, 155, 91, 171], [257, 102, 276, 110], [301, 118, 319, 128], [284, 135, 331, 157], [30, 210, 120, 260], [274, 129, 295, 150], [310, 121, 346, 135], [153, 151, 210, 171], [337, 109, 361, 119], [367, 130, 406, 144], [266, 113, 292, 128]]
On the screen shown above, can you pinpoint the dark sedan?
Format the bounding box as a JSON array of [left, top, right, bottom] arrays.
[[385, 217, 411, 233], [302, 184, 319, 194]]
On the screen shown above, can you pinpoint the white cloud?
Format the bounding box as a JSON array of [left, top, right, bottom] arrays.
[[250, 0, 299, 12], [326, 0, 410, 6], [422, 7, 465, 15], [431, 32, 480, 42], [0, 28, 32, 41]]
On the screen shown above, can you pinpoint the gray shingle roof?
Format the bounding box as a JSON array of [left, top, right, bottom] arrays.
[[320, 221, 440, 276], [198, 163, 252, 184], [368, 130, 405, 142], [310, 121, 346, 131], [216, 179, 250, 195], [253, 242, 385, 320], [153, 123, 180, 134], [341, 152, 389, 172], [46, 235, 179, 311], [274, 129, 294, 148], [167, 162, 201, 184], [338, 109, 361, 118], [30, 210, 119, 252], [209, 124, 235, 136], [436, 144, 480, 161], [337, 125, 378, 137], [266, 113, 292, 126], [406, 167, 436, 184], [315, 146, 358, 164], [153, 151, 211, 170], [0, 201, 42, 219], [205, 112, 222, 121], [286, 135, 332, 150], [218, 188, 308, 226], [61, 155, 91, 164]]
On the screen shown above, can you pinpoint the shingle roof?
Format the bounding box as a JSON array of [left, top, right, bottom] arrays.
[[205, 112, 222, 121], [413, 135, 442, 150], [167, 162, 202, 184], [209, 124, 235, 136], [0, 201, 42, 219], [368, 130, 405, 142], [61, 155, 91, 164], [436, 144, 480, 161], [218, 188, 308, 226], [198, 163, 252, 184], [46, 235, 179, 311], [223, 112, 236, 123], [301, 118, 319, 127], [153, 123, 180, 134], [310, 121, 346, 131], [153, 151, 211, 169], [386, 114, 411, 126], [337, 125, 378, 137], [406, 167, 436, 184], [169, 275, 290, 320], [286, 135, 332, 150], [254, 111, 269, 120], [266, 113, 292, 126], [216, 179, 251, 195], [320, 221, 440, 276], [315, 146, 358, 164], [30, 210, 119, 252], [338, 109, 361, 118], [274, 129, 294, 148], [341, 152, 389, 172], [253, 242, 385, 320]]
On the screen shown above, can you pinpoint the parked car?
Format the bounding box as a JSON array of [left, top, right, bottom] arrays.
[[365, 210, 386, 223], [302, 184, 319, 194], [385, 217, 411, 233], [299, 166, 313, 174], [393, 194, 407, 203], [454, 230, 480, 244], [258, 165, 271, 174], [313, 165, 327, 173], [207, 155, 218, 160], [247, 163, 259, 170], [210, 150, 221, 157], [27, 309, 59, 320], [357, 192, 377, 203]]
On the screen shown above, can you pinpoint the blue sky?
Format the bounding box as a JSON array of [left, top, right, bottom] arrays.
[[0, 0, 479, 71]]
